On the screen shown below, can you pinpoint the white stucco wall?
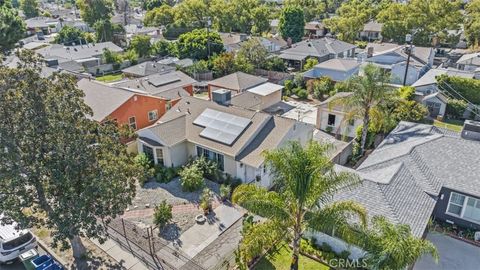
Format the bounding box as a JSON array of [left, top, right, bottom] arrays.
[[317, 106, 360, 138], [304, 231, 367, 260]]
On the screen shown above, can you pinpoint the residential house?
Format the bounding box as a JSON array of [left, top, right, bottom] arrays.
[[422, 92, 449, 118], [304, 21, 327, 38], [219, 32, 249, 52], [304, 58, 361, 82], [359, 21, 383, 41], [363, 43, 434, 85], [456, 52, 480, 71], [122, 61, 176, 78], [36, 42, 124, 73], [25, 16, 60, 36], [125, 24, 161, 41], [208, 72, 268, 97], [330, 121, 480, 241], [315, 92, 361, 138], [136, 96, 314, 187], [256, 37, 288, 53], [229, 82, 283, 111], [77, 79, 170, 130], [279, 37, 357, 70], [157, 57, 194, 68], [112, 70, 196, 102]]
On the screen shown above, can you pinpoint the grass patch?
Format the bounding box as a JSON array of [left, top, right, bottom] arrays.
[[433, 119, 463, 132], [254, 244, 329, 270], [96, 73, 124, 82]]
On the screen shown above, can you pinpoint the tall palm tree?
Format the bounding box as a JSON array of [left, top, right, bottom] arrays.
[[232, 141, 367, 269], [335, 63, 392, 156]]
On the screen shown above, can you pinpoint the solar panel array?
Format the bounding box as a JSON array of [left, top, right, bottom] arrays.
[[193, 108, 251, 145]]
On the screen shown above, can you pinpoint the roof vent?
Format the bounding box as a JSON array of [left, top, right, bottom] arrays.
[[461, 120, 480, 141], [212, 89, 231, 106]]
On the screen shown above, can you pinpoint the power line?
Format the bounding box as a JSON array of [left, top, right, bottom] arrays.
[[437, 80, 480, 119]]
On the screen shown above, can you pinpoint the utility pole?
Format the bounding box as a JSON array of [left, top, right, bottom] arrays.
[[403, 33, 414, 86], [206, 17, 211, 58]]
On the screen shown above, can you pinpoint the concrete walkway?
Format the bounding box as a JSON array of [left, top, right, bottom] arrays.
[[91, 238, 148, 270], [414, 232, 480, 270]]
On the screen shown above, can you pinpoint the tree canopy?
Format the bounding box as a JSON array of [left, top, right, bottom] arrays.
[[278, 5, 305, 43], [76, 0, 114, 26], [236, 38, 268, 69], [20, 0, 39, 18], [129, 34, 152, 57], [143, 4, 175, 26], [0, 0, 25, 52], [175, 29, 224, 60], [465, 0, 480, 48], [284, 0, 326, 22], [54, 25, 87, 45], [0, 51, 141, 269]]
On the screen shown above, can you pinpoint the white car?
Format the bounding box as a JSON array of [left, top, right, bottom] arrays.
[[0, 219, 37, 264]]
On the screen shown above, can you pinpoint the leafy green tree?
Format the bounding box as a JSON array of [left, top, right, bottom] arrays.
[[209, 0, 270, 34], [335, 64, 391, 155], [102, 48, 122, 64], [179, 162, 204, 191], [176, 29, 224, 60], [363, 216, 438, 270], [175, 0, 210, 28], [20, 0, 39, 18], [143, 0, 163, 10], [76, 0, 114, 26], [465, 0, 480, 48], [0, 51, 141, 270], [0, 0, 25, 53], [212, 52, 236, 77], [122, 49, 139, 65], [232, 141, 366, 269], [152, 39, 175, 57], [302, 57, 318, 71], [284, 0, 326, 22], [323, 0, 375, 43], [308, 76, 334, 100], [446, 99, 467, 119], [94, 19, 114, 42], [278, 5, 305, 43], [237, 38, 268, 69], [153, 200, 172, 229], [129, 35, 152, 57], [250, 4, 270, 35], [233, 54, 254, 74], [54, 25, 86, 45], [437, 75, 480, 104], [262, 56, 287, 72], [143, 4, 174, 26]]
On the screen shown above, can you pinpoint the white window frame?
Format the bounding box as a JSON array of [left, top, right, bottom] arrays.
[[148, 110, 158, 122], [128, 116, 137, 130], [446, 192, 480, 225]]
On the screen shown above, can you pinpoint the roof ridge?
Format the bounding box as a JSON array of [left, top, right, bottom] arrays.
[[409, 149, 442, 193], [375, 183, 401, 224]]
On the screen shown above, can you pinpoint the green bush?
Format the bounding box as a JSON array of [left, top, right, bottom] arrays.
[[320, 242, 332, 253], [284, 80, 294, 92], [220, 184, 231, 200], [295, 88, 308, 99], [339, 250, 351, 259], [153, 200, 172, 229], [134, 153, 155, 185], [179, 163, 204, 192], [154, 165, 180, 183], [446, 99, 467, 119]]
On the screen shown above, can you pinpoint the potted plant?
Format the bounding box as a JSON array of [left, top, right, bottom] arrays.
[[200, 201, 210, 215], [219, 184, 231, 202], [200, 188, 213, 214]]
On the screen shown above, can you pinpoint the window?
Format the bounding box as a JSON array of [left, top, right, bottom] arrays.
[[2, 232, 33, 250], [464, 197, 480, 222], [129, 116, 137, 130], [447, 192, 465, 216], [142, 145, 154, 164], [327, 114, 336, 126], [196, 146, 224, 171], [148, 110, 158, 122], [155, 148, 164, 166]]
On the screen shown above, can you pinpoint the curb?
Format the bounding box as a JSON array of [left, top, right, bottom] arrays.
[[35, 235, 69, 267]]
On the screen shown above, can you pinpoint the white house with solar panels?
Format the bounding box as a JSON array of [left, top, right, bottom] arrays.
[[136, 96, 314, 187]]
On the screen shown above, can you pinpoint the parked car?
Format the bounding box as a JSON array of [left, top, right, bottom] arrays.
[[0, 217, 37, 264]]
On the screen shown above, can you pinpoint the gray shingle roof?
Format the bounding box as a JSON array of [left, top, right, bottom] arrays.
[[412, 68, 474, 87], [37, 42, 123, 62], [334, 121, 480, 237], [279, 38, 356, 60], [122, 61, 175, 77], [77, 79, 134, 121], [314, 58, 361, 72], [208, 72, 268, 92]]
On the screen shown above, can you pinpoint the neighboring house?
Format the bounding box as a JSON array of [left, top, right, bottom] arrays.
[[208, 72, 268, 97], [157, 57, 194, 68], [304, 58, 361, 82], [456, 52, 480, 71], [331, 121, 480, 239], [359, 21, 383, 41], [316, 92, 361, 138], [422, 92, 448, 118], [112, 70, 196, 101], [77, 79, 170, 130], [122, 61, 176, 78], [363, 43, 435, 85], [256, 37, 288, 53], [279, 37, 357, 70], [136, 96, 314, 187], [411, 68, 475, 95], [61, 18, 91, 32], [304, 21, 326, 38], [230, 82, 283, 111], [25, 17, 60, 35], [36, 42, 124, 73], [125, 24, 161, 40], [219, 32, 249, 52]]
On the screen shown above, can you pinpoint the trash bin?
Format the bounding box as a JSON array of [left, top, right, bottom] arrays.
[[32, 255, 53, 270], [20, 249, 39, 270]]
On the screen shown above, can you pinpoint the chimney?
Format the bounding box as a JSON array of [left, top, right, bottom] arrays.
[[461, 120, 480, 141], [211, 89, 231, 106]]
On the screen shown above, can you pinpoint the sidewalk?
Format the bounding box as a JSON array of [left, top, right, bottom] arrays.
[[91, 238, 149, 270]]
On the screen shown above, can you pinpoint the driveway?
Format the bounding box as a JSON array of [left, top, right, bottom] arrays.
[[414, 232, 480, 270]]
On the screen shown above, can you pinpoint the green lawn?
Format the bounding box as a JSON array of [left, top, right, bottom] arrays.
[[254, 244, 330, 270], [433, 119, 463, 132], [96, 73, 124, 82]]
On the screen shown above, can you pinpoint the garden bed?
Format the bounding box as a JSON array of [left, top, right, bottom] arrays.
[[253, 243, 330, 270]]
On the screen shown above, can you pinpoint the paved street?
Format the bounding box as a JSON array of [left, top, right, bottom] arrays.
[[414, 232, 480, 270]]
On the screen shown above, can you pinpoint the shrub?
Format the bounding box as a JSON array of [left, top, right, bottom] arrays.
[[200, 188, 213, 212], [296, 88, 308, 99], [134, 153, 154, 185], [179, 163, 204, 192], [194, 156, 220, 181], [153, 200, 172, 229], [284, 80, 294, 92], [154, 166, 180, 183], [220, 184, 231, 200], [446, 99, 467, 119], [339, 250, 351, 259], [320, 242, 332, 253]]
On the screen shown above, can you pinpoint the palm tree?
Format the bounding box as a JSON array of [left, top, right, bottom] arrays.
[[335, 63, 392, 155], [363, 216, 438, 270], [232, 141, 367, 269]]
